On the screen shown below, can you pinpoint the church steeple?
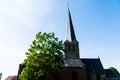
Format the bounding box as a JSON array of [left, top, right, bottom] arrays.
[[64, 8, 79, 59], [66, 8, 77, 42], [63, 8, 84, 68]]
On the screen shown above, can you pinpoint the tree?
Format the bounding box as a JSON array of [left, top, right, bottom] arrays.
[[19, 32, 64, 80], [109, 67, 119, 74]]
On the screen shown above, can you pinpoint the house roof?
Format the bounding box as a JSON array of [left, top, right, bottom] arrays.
[[81, 58, 105, 73], [105, 69, 120, 78], [5, 76, 17, 80]]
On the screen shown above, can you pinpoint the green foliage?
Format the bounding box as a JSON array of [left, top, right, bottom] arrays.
[[109, 67, 119, 74], [19, 32, 64, 80]]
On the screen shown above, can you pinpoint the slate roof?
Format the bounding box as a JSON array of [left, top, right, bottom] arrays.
[[62, 58, 84, 67], [66, 8, 77, 42], [81, 58, 105, 73], [105, 69, 120, 78]]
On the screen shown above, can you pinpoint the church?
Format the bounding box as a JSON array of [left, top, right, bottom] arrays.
[[59, 8, 105, 80], [17, 8, 120, 80]]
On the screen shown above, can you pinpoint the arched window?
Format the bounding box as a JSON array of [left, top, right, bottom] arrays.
[[87, 74, 91, 80], [72, 71, 77, 80], [69, 45, 75, 51]]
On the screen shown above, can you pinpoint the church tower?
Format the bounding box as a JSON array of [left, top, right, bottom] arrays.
[[64, 8, 79, 59], [63, 8, 84, 67], [60, 8, 87, 80]]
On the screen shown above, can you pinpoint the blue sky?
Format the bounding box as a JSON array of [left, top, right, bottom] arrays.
[[0, 0, 120, 79]]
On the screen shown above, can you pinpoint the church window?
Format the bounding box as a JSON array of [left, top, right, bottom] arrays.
[[87, 74, 91, 80], [72, 71, 78, 80], [68, 45, 71, 51], [96, 74, 100, 80], [70, 46, 73, 50], [69, 45, 75, 51], [65, 46, 69, 51]]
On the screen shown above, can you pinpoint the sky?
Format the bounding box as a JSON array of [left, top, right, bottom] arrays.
[[0, 0, 120, 79]]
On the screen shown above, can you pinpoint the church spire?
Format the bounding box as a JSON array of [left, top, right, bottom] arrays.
[[66, 8, 77, 42], [64, 8, 80, 59]]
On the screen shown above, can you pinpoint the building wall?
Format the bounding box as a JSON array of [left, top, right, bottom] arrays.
[[101, 74, 106, 80], [60, 67, 87, 80], [86, 73, 106, 80], [91, 73, 96, 80], [106, 78, 120, 80]]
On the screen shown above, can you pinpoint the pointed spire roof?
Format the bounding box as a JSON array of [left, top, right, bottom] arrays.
[[66, 8, 77, 42]]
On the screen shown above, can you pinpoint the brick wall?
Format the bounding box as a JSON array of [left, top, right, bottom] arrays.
[[60, 67, 87, 80]]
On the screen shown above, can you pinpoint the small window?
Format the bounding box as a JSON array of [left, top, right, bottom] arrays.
[[87, 74, 91, 80], [72, 71, 78, 80], [96, 74, 100, 80]]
